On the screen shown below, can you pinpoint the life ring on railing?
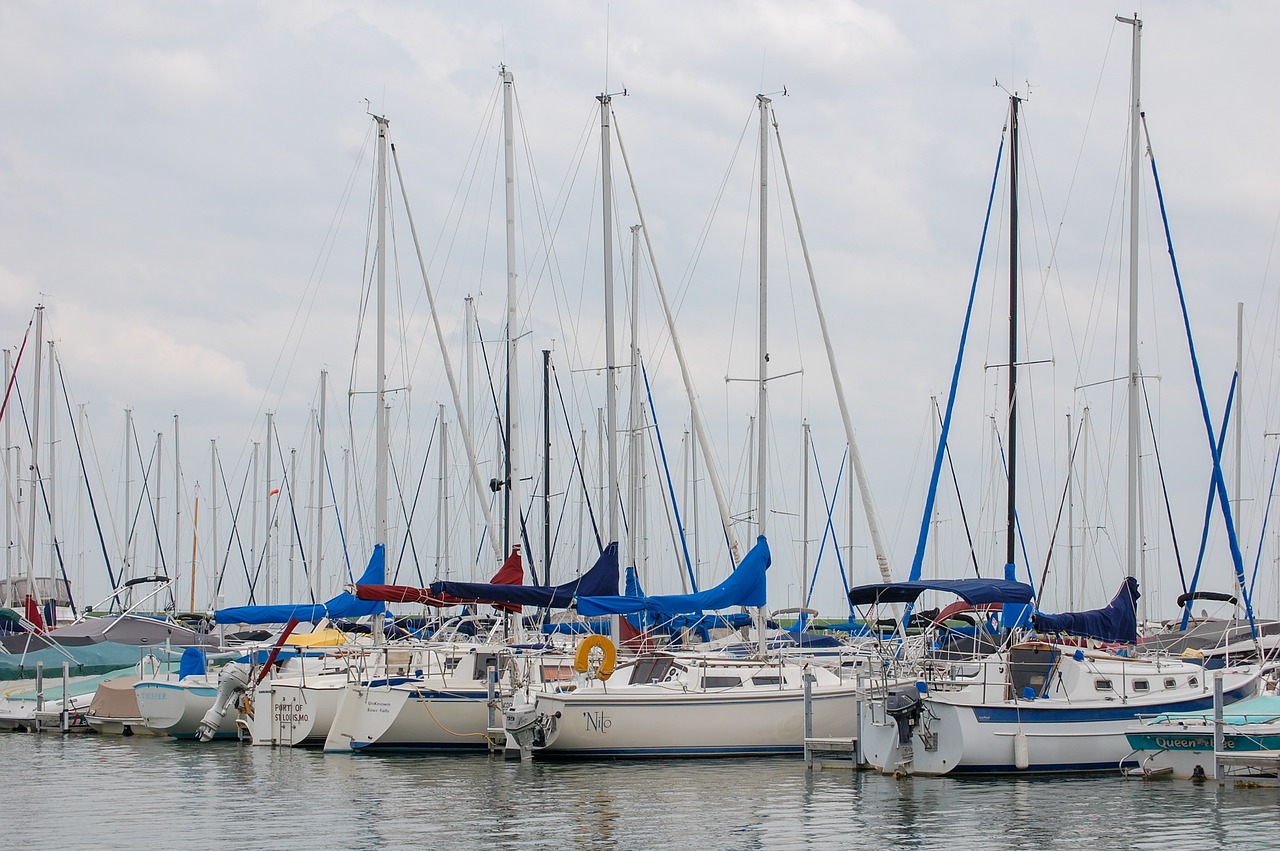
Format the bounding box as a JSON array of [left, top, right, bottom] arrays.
[[573, 635, 617, 680]]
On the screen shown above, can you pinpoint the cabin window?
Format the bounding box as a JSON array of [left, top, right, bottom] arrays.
[[703, 675, 743, 689], [1164, 678, 1177, 689], [1189, 676, 1199, 688], [1133, 679, 1150, 692], [540, 665, 575, 683], [629, 656, 676, 685], [1094, 678, 1113, 691], [752, 675, 783, 687]]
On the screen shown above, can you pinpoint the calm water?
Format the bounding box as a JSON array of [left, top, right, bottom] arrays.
[[5, 733, 1278, 849]]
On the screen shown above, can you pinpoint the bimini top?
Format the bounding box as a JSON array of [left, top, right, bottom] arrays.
[[847, 578, 1034, 608]]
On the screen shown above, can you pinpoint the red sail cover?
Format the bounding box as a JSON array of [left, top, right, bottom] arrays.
[[24, 594, 46, 633], [355, 546, 525, 613]]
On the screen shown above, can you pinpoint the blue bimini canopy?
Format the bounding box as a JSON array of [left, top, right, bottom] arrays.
[[215, 545, 387, 625], [1033, 577, 1139, 645], [574, 535, 771, 618], [847, 577, 1035, 608], [429, 543, 618, 609]]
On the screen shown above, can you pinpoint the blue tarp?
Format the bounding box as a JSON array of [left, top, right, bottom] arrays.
[[574, 535, 770, 617], [1033, 577, 1140, 644], [214, 545, 387, 625], [847, 577, 1035, 608], [428, 543, 618, 609]]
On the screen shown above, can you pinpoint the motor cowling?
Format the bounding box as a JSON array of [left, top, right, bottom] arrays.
[[885, 686, 924, 746], [195, 662, 250, 743]]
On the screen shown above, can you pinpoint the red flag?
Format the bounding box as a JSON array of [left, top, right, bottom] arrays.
[[269, 487, 280, 497], [24, 595, 45, 633]]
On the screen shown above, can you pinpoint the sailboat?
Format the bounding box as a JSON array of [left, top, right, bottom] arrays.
[[501, 95, 869, 760], [853, 20, 1266, 776]]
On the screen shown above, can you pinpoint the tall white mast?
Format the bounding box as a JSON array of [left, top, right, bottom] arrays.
[[209, 438, 218, 609], [373, 113, 390, 642], [1118, 13, 1142, 588], [3, 348, 12, 607], [601, 92, 619, 548], [754, 94, 771, 656], [313, 370, 327, 599], [46, 340, 57, 603], [756, 94, 770, 542], [173, 414, 181, 593], [628, 224, 643, 580], [501, 66, 521, 558], [25, 306, 42, 604], [124, 407, 134, 586], [263, 412, 274, 605]]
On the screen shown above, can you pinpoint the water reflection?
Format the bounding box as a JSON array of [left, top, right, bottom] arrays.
[[3, 734, 1278, 849]]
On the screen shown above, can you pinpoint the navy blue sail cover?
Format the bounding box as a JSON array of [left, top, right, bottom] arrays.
[[574, 535, 770, 617], [429, 543, 618, 609], [1033, 577, 1139, 644], [215, 545, 387, 625], [847, 577, 1035, 608]]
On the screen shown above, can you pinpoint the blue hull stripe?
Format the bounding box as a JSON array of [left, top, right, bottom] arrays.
[[973, 686, 1255, 724]]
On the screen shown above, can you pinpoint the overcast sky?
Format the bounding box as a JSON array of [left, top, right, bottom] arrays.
[[3, 1, 1280, 621]]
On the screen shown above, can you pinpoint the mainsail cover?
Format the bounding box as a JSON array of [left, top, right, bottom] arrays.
[[1033, 576, 1140, 644], [574, 535, 770, 617], [355, 546, 524, 610], [428, 542, 619, 608], [214, 545, 387, 625]]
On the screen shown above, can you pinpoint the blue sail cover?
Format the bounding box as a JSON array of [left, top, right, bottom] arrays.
[[847, 577, 1034, 608], [1033, 577, 1140, 644], [214, 545, 387, 625], [575, 535, 770, 617], [428, 543, 619, 608]]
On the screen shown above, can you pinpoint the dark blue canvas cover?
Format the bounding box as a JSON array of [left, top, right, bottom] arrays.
[[1033, 577, 1140, 644], [847, 577, 1035, 608], [429, 543, 618, 609]]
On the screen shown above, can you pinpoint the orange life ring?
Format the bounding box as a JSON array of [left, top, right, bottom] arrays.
[[573, 634, 617, 680]]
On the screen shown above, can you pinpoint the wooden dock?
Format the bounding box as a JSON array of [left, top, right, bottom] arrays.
[[804, 736, 859, 770]]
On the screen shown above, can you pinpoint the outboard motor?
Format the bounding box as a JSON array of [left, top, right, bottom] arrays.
[[196, 662, 251, 743], [885, 685, 924, 746], [503, 701, 559, 761]]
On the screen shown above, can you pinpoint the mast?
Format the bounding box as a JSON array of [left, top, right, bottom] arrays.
[[601, 91, 619, 548], [263, 412, 273, 604], [801, 420, 810, 612], [1118, 13, 1142, 585], [1006, 94, 1020, 576], [501, 66, 520, 558], [46, 339, 57, 605], [374, 112, 390, 642], [542, 350, 551, 585], [123, 408, 133, 589], [628, 224, 643, 584], [209, 439, 217, 609], [436, 404, 446, 580], [173, 414, 181, 596], [313, 370, 327, 599], [25, 305, 42, 607], [756, 94, 770, 542], [755, 93, 770, 657], [4, 348, 12, 608]]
